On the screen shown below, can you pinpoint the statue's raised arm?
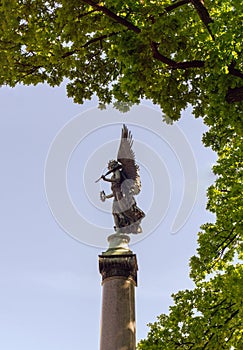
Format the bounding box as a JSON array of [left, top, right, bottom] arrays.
[[98, 124, 145, 234]]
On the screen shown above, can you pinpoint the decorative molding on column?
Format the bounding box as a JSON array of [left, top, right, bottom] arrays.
[[99, 254, 138, 286]]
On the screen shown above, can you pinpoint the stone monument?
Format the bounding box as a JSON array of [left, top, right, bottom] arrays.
[[97, 125, 145, 350]]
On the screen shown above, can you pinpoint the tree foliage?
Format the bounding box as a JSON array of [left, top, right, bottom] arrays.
[[0, 0, 243, 130], [138, 125, 243, 349], [0, 1, 242, 348]]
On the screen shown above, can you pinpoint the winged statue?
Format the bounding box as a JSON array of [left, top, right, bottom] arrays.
[[96, 124, 145, 234]]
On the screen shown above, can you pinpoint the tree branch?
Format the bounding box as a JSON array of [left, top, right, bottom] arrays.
[[228, 62, 243, 79], [61, 31, 123, 58], [151, 42, 176, 66], [225, 327, 238, 344], [80, 0, 141, 33], [202, 332, 214, 350], [165, 0, 191, 13], [202, 308, 239, 349], [226, 86, 243, 103], [82, 31, 122, 48], [81, 0, 205, 70], [207, 298, 227, 310], [151, 41, 204, 69], [77, 9, 97, 19], [151, 1, 190, 25], [15, 65, 42, 83], [190, 0, 214, 39], [217, 232, 238, 258], [224, 309, 239, 325]]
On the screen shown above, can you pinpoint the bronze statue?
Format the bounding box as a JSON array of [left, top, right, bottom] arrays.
[[96, 125, 145, 234]]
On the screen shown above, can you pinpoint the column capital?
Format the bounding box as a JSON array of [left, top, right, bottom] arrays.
[[99, 254, 138, 286]]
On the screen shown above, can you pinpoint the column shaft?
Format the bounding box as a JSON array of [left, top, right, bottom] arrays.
[[99, 255, 138, 350]]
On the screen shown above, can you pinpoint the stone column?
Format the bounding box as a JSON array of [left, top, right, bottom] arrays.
[[99, 235, 138, 350]]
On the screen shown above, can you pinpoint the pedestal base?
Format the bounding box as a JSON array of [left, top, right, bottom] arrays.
[[102, 233, 132, 255]]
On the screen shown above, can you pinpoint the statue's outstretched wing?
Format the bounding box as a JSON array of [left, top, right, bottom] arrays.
[[117, 124, 141, 195]]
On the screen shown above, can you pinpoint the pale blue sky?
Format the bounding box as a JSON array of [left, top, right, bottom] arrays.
[[0, 83, 216, 349]]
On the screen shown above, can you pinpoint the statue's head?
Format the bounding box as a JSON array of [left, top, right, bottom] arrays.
[[108, 160, 119, 170]]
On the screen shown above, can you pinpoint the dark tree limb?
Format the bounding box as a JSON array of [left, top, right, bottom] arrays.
[[152, 1, 190, 24], [225, 309, 239, 325], [190, 0, 214, 39], [215, 227, 236, 254], [202, 333, 215, 350], [228, 62, 243, 79], [150, 42, 177, 67], [207, 298, 227, 310], [80, 0, 243, 93], [77, 9, 97, 19], [151, 41, 204, 68], [202, 309, 239, 350], [165, 0, 191, 13], [81, 0, 205, 70], [80, 0, 141, 33], [15, 65, 42, 83], [226, 86, 243, 103], [82, 31, 122, 48], [229, 68, 243, 79], [62, 31, 123, 58]]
